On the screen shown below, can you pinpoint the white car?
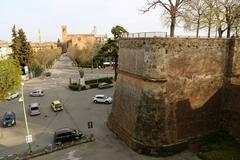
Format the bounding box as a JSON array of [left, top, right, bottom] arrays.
[[6, 92, 20, 101], [93, 95, 112, 104], [29, 90, 44, 97]]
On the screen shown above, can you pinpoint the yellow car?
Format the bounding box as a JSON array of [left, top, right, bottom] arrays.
[[51, 100, 64, 112]]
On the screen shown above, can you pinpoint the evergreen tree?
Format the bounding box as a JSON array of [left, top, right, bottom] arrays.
[[98, 25, 127, 80], [17, 28, 33, 67], [57, 38, 61, 47], [10, 25, 20, 61], [11, 26, 33, 71]]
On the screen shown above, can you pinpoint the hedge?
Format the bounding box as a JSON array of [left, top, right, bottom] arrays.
[[85, 77, 113, 85], [89, 83, 99, 89], [69, 83, 80, 91]]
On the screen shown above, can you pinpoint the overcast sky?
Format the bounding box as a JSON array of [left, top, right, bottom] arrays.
[[0, 0, 193, 42]]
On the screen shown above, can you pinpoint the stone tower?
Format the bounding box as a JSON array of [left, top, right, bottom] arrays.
[[107, 37, 240, 156], [61, 25, 68, 42]]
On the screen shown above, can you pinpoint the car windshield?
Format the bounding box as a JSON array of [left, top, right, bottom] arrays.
[[55, 104, 62, 108], [31, 107, 39, 110], [5, 116, 13, 120], [103, 96, 108, 99]]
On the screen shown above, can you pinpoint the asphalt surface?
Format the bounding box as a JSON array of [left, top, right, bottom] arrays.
[[0, 54, 200, 160], [0, 54, 114, 156]]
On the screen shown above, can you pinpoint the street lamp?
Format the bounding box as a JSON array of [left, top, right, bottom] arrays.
[[19, 82, 32, 153]]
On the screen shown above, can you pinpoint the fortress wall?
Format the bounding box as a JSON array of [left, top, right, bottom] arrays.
[[108, 38, 240, 155], [223, 39, 240, 139]]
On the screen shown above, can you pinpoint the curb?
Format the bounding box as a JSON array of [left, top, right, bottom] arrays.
[[2, 135, 94, 160]]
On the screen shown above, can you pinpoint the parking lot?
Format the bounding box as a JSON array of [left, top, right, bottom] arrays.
[[0, 55, 199, 160], [0, 54, 114, 156]]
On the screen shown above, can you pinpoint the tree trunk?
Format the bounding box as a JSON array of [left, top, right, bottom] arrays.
[[207, 22, 212, 38], [196, 16, 200, 38], [170, 16, 176, 37], [218, 26, 223, 38], [226, 26, 231, 38]]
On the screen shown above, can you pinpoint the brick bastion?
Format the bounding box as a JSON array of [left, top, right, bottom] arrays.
[[107, 37, 240, 156]]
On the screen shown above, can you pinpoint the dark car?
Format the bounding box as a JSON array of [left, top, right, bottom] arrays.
[[98, 82, 113, 89], [2, 112, 16, 127], [54, 127, 83, 144]]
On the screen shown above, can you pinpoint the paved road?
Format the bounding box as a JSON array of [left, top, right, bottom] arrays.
[[0, 54, 200, 160], [0, 54, 113, 156]]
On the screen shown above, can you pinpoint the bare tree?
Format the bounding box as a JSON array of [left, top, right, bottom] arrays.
[[183, 0, 207, 37], [201, 0, 216, 37], [232, 14, 240, 37], [142, 0, 186, 37], [213, 0, 240, 38]]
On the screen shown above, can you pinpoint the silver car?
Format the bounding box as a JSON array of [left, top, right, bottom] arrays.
[[98, 82, 113, 89], [29, 103, 41, 116], [29, 90, 44, 97]]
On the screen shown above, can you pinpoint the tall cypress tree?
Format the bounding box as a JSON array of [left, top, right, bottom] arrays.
[[10, 26, 33, 75], [10, 25, 20, 61], [18, 29, 33, 67]]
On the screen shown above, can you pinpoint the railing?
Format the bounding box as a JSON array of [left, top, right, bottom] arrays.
[[121, 32, 235, 39], [122, 32, 168, 38]]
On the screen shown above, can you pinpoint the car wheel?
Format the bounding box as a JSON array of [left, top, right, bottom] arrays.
[[94, 100, 98, 104], [105, 101, 109, 104]]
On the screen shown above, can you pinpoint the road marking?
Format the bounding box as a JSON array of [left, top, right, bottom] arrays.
[[63, 150, 82, 160]]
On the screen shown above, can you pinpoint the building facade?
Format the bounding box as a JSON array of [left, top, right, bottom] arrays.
[[0, 41, 12, 59], [31, 42, 58, 53], [61, 25, 107, 49]]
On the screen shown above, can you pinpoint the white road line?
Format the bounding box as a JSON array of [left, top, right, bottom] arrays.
[[62, 150, 82, 160]]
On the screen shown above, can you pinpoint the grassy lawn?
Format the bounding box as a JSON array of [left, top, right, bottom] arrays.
[[198, 131, 240, 160]]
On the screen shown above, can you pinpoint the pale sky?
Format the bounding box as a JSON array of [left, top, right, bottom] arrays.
[[0, 0, 194, 42]]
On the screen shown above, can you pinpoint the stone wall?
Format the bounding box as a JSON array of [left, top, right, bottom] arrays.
[[108, 37, 240, 156]]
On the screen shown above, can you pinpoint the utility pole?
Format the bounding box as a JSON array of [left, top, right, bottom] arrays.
[[19, 82, 32, 153]]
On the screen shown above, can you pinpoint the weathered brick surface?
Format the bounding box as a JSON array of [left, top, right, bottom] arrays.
[[108, 37, 240, 156]]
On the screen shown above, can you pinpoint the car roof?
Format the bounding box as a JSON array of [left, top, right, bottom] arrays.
[[55, 128, 74, 134], [95, 95, 105, 97], [4, 112, 15, 116], [99, 82, 107, 85], [53, 100, 61, 104], [29, 102, 40, 107]]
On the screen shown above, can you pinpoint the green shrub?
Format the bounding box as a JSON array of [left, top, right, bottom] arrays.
[[69, 83, 80, 91], [80, 85, 87, 90], [85, 77, 113, 85], [89, 83, 98, 89]]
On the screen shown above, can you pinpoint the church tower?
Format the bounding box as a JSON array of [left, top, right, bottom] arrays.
[[61, 25, 68, 42]]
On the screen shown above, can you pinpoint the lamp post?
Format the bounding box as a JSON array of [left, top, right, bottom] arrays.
[[19, 82, 32, 153]]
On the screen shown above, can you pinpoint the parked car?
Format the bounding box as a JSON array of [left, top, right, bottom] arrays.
[[98, 82, 113, 89], [6, 92, 20, 101], [45, 72, 51, 77], [93, 95, 112, 104], [29, 103, 41, 116], [54, 127, 83, 144], [29, 90, 44, 97], [51, 100, 64, 112], [2, 112, 16, 127]]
